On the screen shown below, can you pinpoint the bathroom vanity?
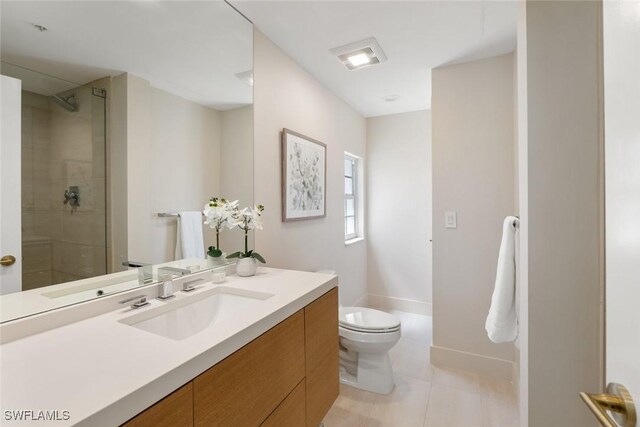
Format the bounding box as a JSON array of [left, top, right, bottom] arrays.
[[124, 286, 338, 427], [0, 268, 338, 427]]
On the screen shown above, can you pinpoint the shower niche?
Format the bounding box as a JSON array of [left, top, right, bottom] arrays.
[[19, 76, 108, 290]]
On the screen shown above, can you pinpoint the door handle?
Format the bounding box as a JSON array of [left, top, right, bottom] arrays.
[[0, 255, 16, 266], [581, 383, 637, 427]]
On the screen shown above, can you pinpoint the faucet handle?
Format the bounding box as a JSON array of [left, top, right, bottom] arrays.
[[119, 295, 149, 309], [182, 278, 204, 293]]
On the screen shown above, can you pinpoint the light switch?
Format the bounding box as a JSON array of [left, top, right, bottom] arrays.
[[445, 211, 457, 229]]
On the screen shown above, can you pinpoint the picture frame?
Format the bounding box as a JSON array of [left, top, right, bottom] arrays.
[[281, 128, 327, 222]]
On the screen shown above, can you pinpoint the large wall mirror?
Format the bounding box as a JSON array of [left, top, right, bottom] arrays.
[[0, 1, 253, 321]]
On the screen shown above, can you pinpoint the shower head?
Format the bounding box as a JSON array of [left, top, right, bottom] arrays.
[[50, 94, 77, 112]]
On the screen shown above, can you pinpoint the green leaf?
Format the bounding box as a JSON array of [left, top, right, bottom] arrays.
[[251, 252, 266, 263], [226, 251, 242, 259], [207, 247, 222, 257], [246, 249, 253, 257]]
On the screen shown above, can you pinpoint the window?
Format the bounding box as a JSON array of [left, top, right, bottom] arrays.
[[344, 154, 359, 241]]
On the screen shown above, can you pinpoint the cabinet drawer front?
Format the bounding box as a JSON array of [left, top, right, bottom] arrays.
[[305, 288, 339, 427], [194, 310, 305, 426], [122, 382, 193, 427], [260, 380, 305, 427]]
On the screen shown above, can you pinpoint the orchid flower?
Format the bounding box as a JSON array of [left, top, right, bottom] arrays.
[[203, 198, 238, 257], [226, 204, 266, 263]]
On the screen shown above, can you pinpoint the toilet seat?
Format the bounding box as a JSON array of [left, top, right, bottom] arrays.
[[340, 323, 401, 334], [339, 307, 401, 333], [339, 325, 401, 345]]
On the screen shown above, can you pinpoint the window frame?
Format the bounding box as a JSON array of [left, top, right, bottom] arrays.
[[344, 154, 358, 241]]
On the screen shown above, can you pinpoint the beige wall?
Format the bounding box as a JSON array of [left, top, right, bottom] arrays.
[[431, 53, 516, 379], [253, 31, 367, 305], [523, 2, 603, 425], [123, 73, 222, 264], [220, 105, 254, 254], [366, 111, 432, 313]]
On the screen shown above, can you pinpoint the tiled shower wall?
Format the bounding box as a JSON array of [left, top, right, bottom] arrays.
[[21, 86, 107, 290], [21, 91, 53, 290]]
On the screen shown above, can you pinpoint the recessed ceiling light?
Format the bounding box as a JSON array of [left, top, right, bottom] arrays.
[[384, 94, 401, 102], [347, 53, 371, 67], [31, 23, 48, 32], [330, 37, 387, 71]]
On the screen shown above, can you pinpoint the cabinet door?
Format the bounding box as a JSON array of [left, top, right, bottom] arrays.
[[305, 287, 339, 426], [194, 310, 305, 426], [121, 382, 193, 427], [260, 380, 305, 427]]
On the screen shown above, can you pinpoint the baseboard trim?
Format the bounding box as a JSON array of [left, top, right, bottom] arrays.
[[430, 344, 515, 382], [362, 293, 432, 316]]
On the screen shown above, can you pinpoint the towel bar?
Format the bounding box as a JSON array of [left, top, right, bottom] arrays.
[[157, 212, 205, 218]]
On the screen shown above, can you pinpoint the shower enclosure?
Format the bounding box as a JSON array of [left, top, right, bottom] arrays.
[[20, 75, 108, 290]]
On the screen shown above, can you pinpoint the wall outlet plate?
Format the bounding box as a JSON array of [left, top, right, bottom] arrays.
[[445, 211, 457, 228]]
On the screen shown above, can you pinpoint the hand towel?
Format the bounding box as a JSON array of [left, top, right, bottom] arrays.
[[485, 216, 519, 343], [174, 211, 205, 260]]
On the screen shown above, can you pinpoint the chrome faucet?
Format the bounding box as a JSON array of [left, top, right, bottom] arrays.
[[158, 266, 198, 292], [122, 261, 153, 285], [157, 272, 175, 300]]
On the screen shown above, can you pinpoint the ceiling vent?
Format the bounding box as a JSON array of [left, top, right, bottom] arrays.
[[330, 37, 387, 71]]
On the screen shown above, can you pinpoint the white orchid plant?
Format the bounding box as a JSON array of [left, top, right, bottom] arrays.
[[203, 197, 239, 258], [226, 204, 266, 264]]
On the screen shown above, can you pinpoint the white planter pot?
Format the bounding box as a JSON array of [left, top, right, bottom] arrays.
[[236, 257, 257, 277], [207, 253, 227, 267]]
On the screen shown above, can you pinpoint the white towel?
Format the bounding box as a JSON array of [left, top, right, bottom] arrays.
[[174, 211, 205, 260], [485, 216, 519, 343]]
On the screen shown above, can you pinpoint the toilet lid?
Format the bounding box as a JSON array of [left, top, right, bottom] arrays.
[[339, 307, 401, 332]]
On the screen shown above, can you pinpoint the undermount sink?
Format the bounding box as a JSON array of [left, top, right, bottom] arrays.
[[119, 286, 274, 340]]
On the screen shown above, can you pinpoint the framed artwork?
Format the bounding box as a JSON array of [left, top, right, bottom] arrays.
[[281, 128, 327, 222]]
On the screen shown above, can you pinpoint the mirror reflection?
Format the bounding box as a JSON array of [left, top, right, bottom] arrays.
[[0, 0, 253, 322]]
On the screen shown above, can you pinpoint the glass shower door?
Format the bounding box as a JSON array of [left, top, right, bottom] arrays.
[[18, 72, 108, 290]]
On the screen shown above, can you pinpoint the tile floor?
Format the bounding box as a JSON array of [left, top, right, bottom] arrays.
[[323, 310, 518, 427]]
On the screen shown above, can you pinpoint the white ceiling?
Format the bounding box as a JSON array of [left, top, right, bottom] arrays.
[[0, 1, 253, 110], [233, 1, 518, 117]]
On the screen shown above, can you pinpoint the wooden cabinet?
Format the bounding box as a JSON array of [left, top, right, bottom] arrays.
[[121, 383, 193, 427], [121, 287, 338, 427], [261, 380, 306, 427], [193, 310, 305, 426], [305, 287, 339, 426]]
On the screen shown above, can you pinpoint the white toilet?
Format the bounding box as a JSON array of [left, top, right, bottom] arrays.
[[339, 306, 401, 394]]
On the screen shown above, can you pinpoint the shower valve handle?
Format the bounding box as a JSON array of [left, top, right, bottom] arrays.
[[63, 187, 80, 207]]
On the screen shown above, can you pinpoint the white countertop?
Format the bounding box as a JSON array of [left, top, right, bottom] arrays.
[[0, 267, 337, 427]]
